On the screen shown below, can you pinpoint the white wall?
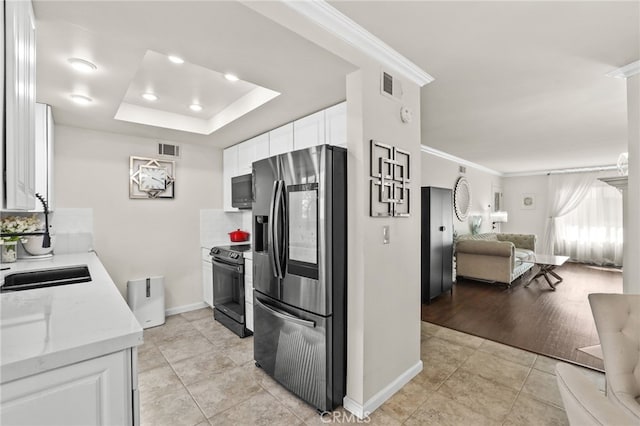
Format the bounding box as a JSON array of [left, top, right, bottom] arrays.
[[625, 74, 639, 294], [503, 171, 622, 251], [54, 125, 221, 309], [421, 153, 502, 235], [345, 63, 422, 411], [501, 175, 549, 239]]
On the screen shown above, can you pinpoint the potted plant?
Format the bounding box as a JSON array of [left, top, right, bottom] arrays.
[[1, 215, 44, 262]]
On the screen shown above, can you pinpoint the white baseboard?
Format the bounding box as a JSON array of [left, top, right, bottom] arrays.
[[165, 302, 208, 316], [343, 360, 423, 419]]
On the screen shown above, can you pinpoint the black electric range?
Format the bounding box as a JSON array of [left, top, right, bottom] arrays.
[[210, 244, 252, 337]]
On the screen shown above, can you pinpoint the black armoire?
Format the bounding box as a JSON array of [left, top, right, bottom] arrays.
[[421, 187, 454, 303]]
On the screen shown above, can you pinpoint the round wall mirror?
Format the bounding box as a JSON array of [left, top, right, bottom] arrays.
[[454, 177, 472, 221]]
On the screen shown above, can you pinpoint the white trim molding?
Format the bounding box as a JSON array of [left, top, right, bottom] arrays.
[[420, 144, 503, 176], [165, 302, 207, 317], [503, 165, 618, 177], [599, 176, 628, 191], [606, 60, 640, 79], [343, 360, 423, 419], [283, 1, 434, 87]]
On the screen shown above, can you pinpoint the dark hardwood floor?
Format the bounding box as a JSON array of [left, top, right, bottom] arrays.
[[421, 262, 623, 371]]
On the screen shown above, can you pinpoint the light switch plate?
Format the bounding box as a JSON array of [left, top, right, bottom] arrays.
[[383, 225, 390, 244]]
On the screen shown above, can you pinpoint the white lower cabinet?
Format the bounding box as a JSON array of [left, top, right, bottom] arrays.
[[246, 300, 254, 332], [245, 258, 254, 332], [202, 261, 213, 307], [202, 248, 213, 307], [0, 349, 136, 426]]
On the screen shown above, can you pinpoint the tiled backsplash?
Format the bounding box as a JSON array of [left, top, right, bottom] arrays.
[[200, 209, 252, 247], [51, 208, 94, 254]]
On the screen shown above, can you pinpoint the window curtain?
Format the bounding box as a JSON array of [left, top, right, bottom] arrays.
[[555, 181, 623, 266], [541, 172, 597, 255]]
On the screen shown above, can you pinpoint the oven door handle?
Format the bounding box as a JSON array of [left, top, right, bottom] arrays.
[[211, 259, 242, 274], [255, 297, 316, 328]]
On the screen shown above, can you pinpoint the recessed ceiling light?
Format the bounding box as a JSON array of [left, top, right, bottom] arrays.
[[70, 94, 92, 105], [142, 92, 158, 101], [68, 58, 97, 72], [224, 73, 239, 82], [168, 55, 184, 64], [189, 103, 203, 112]]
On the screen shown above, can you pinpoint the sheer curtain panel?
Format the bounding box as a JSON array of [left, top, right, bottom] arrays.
[[541, 172, 597, 255], [555, 181, 623, 266]]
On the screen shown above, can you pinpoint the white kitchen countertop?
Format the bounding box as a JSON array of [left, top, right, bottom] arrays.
[[0, 252, 143, 383]]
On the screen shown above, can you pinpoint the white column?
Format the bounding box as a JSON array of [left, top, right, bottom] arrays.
[[625, 74, 639, 294], [344, 63, 423, 417]]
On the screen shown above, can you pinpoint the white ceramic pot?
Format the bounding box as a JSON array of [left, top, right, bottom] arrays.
[[23, 235, 54, 256]]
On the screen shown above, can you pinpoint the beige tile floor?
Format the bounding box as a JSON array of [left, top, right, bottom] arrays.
[[138, 308, 605, 425]]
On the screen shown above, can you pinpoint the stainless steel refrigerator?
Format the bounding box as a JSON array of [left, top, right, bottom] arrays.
[[252, 144, 347, 412]]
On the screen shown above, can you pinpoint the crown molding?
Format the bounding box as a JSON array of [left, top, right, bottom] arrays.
[[283, 0, 434, 87], [606, 60, 640, 79], [419, 145, 619, 178], [503, 165, 618, 177], [420, 145, 503, 176], [599, 176, 628, 191]]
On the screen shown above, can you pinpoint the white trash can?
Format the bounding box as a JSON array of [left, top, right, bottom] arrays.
[[127, 276, 165, 329]]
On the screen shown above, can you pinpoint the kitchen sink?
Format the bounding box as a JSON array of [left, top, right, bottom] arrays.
[[1, 265, 92, 293]]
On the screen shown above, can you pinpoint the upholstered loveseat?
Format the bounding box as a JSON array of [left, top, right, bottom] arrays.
[[455, 233, 537, 286]]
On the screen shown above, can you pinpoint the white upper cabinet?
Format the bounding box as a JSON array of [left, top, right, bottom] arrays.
[[222, 102, 347, 211], [268, 123, 294, 156], [223, 145, 239, 212], [237, 133, 269, 176], [325, 102, 347, 148], [4, 0, 36, 210], [293, 110, 325, 151], [33, 103, 55, 211]]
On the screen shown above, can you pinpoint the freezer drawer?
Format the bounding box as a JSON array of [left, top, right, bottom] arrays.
[[253, 292, 335, 411]]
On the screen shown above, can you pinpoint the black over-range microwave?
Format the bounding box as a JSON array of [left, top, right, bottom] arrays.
[[231, 173, 253, 209]]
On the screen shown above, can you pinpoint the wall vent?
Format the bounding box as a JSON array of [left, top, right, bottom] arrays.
[[380, 71, 403, 101], [459, 166, 467, 174], [158, 143, 180, 158]]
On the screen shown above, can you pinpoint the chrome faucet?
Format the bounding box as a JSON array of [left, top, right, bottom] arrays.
[[35, 193, 51, 248]]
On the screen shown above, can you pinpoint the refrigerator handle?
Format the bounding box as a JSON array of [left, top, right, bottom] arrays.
[[278, 181, 287, 276], [255, 297, 316, 328], [268, 180, 279, 278], [272, 180, 284, 278]]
